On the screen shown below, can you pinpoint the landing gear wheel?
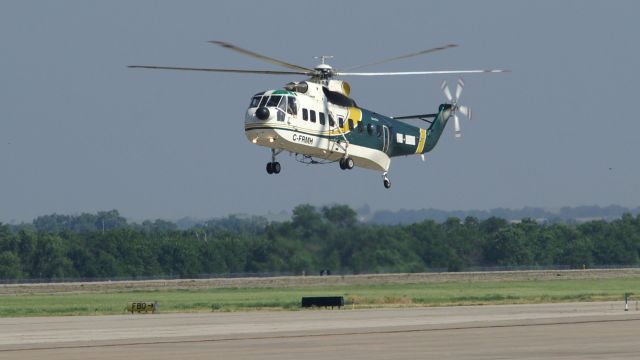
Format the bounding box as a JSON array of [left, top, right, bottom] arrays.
[[339, 157, 354, 170], [266, 162, 281, 174], [267, 149, 283, 175], [344, 157, 354, 170], [382, 172, 391, 189]]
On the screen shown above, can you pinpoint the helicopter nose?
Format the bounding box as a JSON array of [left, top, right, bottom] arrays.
[[255, 107, 270, 120]]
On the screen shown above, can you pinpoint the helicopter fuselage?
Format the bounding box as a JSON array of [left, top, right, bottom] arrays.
[[244, 80, 451, 172]]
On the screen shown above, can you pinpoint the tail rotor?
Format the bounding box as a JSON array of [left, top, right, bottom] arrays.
[[441, 78, 472, 138]]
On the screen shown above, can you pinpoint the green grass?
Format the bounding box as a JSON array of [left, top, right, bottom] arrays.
[[1, 278, 639, 317]]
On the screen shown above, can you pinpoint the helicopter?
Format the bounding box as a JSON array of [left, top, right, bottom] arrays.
[[129, 41, 507, 188]]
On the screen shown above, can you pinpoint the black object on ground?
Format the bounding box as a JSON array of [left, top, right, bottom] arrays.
[[301, 296, 344, 309]]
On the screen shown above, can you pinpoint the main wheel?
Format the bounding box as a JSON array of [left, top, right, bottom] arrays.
[[266, 162, 273, 174], [345, 157, 354, 170], [273, 162, 281, 174], [339, 158, 346, 170], [383, 179, 391, 189]]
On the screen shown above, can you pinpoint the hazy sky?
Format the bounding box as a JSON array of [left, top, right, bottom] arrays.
[[2, 1, 639, 222]]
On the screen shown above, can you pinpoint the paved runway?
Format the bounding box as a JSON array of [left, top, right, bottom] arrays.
[[1, 302, 639, 359]]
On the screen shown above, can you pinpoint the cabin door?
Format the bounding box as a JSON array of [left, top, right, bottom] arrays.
[[382, 125, 390, 153]]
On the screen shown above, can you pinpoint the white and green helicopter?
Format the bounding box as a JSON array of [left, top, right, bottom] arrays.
[[130, 41, 506, 188]]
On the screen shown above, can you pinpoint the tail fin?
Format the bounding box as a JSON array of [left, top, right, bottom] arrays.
[[422, 104, 452, 153]]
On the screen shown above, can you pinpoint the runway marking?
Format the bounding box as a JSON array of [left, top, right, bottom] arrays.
[[2, 316, 639, 353]]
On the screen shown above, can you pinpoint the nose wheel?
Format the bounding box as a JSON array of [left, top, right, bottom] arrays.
[[266, 148, 283, 175], [382, 172, 391, 189], [266, 161, 281, 174]]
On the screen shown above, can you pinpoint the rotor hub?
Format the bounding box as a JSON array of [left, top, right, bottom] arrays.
[[313, 63, 335, 81]]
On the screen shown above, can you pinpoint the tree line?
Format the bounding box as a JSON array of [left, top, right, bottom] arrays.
[[1, 205, 639, 280], [369, 205, 640, 224]]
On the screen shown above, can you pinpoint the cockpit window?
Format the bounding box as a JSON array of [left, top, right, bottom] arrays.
[[266, 95, 282, 107], [287, 97, 297, 115], [249, 96, 261, 108], [258, 96, 269, 108]]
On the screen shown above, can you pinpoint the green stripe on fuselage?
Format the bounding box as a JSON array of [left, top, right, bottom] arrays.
[[271, 90, 296, 96]]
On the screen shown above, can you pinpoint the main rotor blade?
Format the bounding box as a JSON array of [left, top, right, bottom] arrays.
[[336, 69, 509, 76], [208, 40, 313, 72], [128, 65, 311, 76], [343, 44, 458, 71]]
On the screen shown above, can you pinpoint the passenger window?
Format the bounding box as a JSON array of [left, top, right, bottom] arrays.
[[329, 114, 335, 127], [348, 119, 354, 131], [338, 117, 344, 128], [319, 112, 326, 125], [302, 108, 308, 121], [376, 125, 382, 137], [266, 95, 282, 107], [287, 97, 297, 115], [358, 121, 364, 133], [258, 96, 269, 107], [249, 96, 261, 108], [367, 123, 374, 136], [310, 110, 316, 123]]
